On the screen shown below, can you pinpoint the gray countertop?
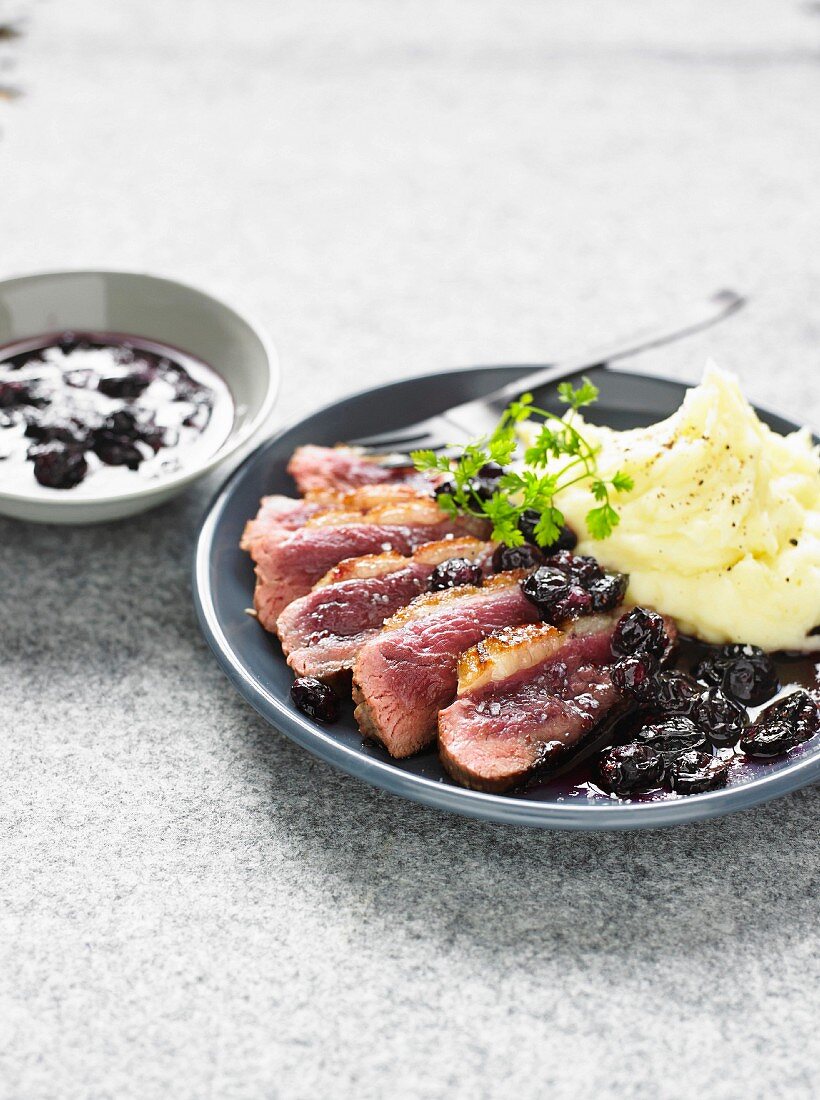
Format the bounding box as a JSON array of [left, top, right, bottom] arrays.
[[2, 2, 819, 1097]]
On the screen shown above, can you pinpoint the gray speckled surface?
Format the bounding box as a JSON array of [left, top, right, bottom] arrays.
[[1, 2, 819, 1097]]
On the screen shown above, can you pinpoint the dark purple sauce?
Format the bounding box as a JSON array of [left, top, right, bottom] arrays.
[[0, 331, 233, 492]]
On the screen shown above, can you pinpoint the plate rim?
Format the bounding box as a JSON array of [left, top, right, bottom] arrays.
[[192, 364, 820, 830]]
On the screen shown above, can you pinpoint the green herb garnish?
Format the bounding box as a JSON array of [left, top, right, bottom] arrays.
[[412, 377, 633, 548]]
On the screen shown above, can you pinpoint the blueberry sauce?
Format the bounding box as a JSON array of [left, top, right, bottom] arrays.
[[0, 331, 234, 493]]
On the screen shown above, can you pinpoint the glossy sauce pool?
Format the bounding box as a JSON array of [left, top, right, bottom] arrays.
[[0, 331, 234, 496]]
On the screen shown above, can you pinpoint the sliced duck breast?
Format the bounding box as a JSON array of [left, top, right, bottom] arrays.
[[252, 493, 489, 631], [352, 573, 541, 758], [287, 444, 440, 495], [438, 615, 628, 793], [278, 538, 495, 682]]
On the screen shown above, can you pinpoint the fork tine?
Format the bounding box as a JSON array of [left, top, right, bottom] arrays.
[[345, 420, 443, 452]]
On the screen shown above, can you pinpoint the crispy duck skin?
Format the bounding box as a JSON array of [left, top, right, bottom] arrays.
[[277, 537, 496, 682], [352, 572, 541, 759]]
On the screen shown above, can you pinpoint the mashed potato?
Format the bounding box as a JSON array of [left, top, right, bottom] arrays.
[[523, 366, 820, 651]]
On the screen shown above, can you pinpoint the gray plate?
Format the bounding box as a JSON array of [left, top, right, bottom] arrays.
[[193, 364, 820, 829]]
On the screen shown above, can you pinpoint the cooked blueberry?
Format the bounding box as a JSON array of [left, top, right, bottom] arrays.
[[739, 690, 819, 759], [30, 442, 88, 489], [290, 677, 339, 723], [477, 461, 505, 480], [669, 750, 730, 794], [521, 566, 570, 609], [722, 653, 779, 706], [468, 477, 498, 503], [589, 571, 629, 612], [24, 412, 90, 447], [598, 742, 666, 796], [492, 542, 544, 573], [634, 716, 709, 762], [547, 550, 603, 587], [0, 380, 48, 409], [98, 409, 142, 440], [428, 558, 483, 592], [92, 410, 157, 461], [650, 671, 702, 716], [612, 607, 670, 661], [691, 687, 748, 747], [611, 654, 660, 702], [518, 509, 577, 552], [693, 644, 778, 706], [93, 439, 144, 469], [98, 371, 153, 398], [433, 475, 498, 509], [556, 586, 594, 619]]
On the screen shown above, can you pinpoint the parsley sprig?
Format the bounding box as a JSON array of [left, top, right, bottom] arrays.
[[412, 377, 634, 548]]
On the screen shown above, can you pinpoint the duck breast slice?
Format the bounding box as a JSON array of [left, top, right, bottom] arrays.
[[352, 572, 541, 759], [438, 614, 629, 793], [287, 444, 441, 495]]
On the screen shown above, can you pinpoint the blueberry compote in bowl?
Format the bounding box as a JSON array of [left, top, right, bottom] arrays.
[[0, 271, 277, 523]]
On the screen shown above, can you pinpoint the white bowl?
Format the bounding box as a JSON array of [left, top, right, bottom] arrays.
[[0, 269, 278, 523]]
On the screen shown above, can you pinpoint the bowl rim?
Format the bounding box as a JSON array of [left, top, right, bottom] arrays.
[[192, 361, 820, 830], [0, 267, 280, 506]]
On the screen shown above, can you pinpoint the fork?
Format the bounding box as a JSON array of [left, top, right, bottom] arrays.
[[346, 289, 745, 457]]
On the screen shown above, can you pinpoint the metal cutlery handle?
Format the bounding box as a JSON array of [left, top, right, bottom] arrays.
[[489, 288, 745, 409]]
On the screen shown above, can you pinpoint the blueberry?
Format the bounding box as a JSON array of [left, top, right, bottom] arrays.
[[669, 751, 730, 795], [24, 412, 90, 447], [722, 652, 779, 707], [521, 566, 571, 612], [634, 716, 709, 763], [693, 644, 778, 706], [517, 509, 577, 552], [520, 566, 591, 622], [30, 442, 88, 489], [612, 607, 670, 661], [0, 380, 48, 409], [428, 558, 483, 592], [93, 439, 144, 469], [477, 461, 505, 480], [92, 410, 158, 467], [433, 475, 498, 509], [691, 686, 748, 747], [290, 677, 339, 723], [611, 654, 660, 702], [547, 550, 603, 587], [598, 742, 666, 796], [588, 572, 629, 613], [650, 671, 702, 716], [491, 543, 544, 573], [739, 690, 819, 759], [98, 371, 153, 398]]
